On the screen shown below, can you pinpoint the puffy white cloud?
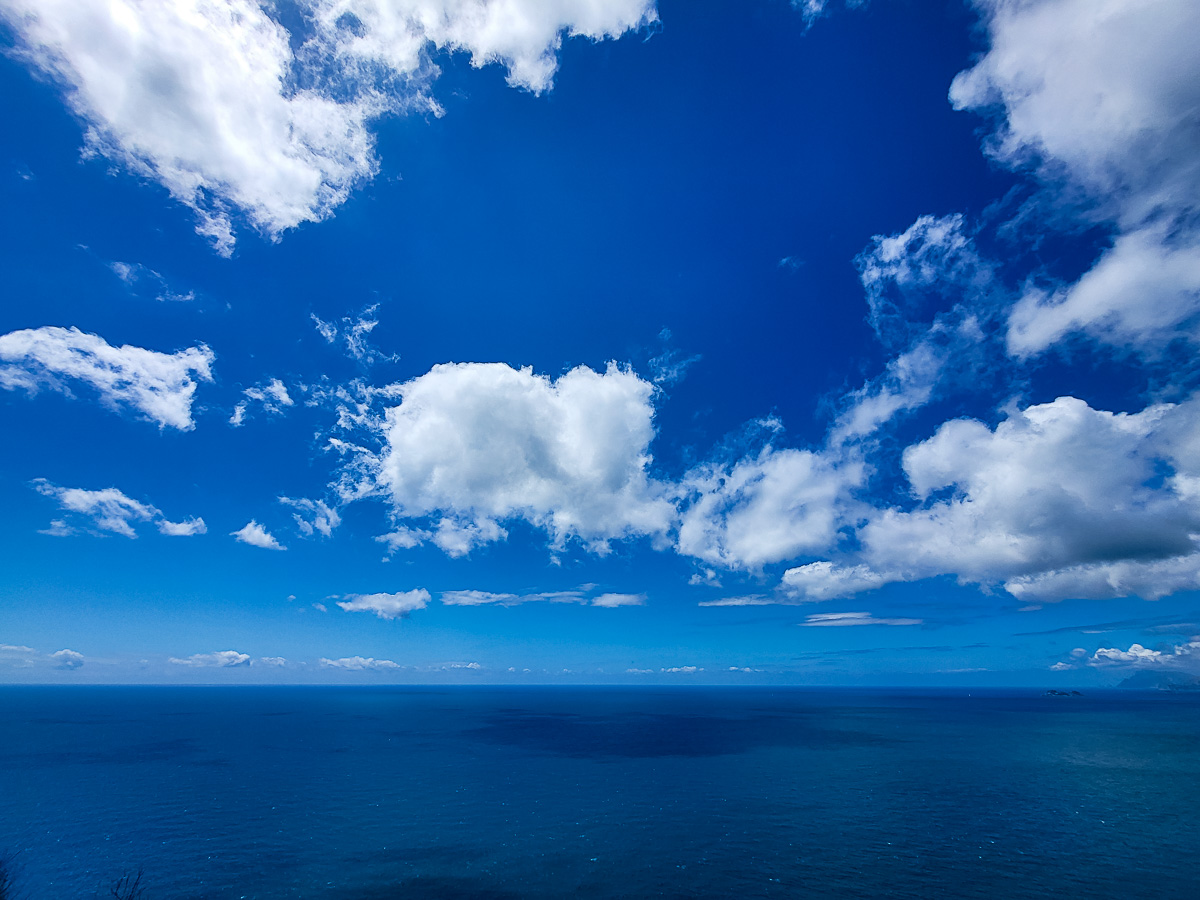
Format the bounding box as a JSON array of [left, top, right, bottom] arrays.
[[661, 665, 702, 673], [336, 589, 430, 619], [169, 650, 251, 667], [799, 612, 922, 627], [258, 656, 288, 667], [320, 655, 401, 670], [780, 562, 891, 602], [951, 0, 1200, 354], [230, 378, 294, 426], [1056, 640, 1200, 671], [33, 479, 205, 539], [0, 326, 213, 430], [51, 649, 85, 669], [377, 362, 673, 555], [804, 394, 1200, 602], [1, 0, 655, 253], [279, 497, 341, 538], [677, 442, 858, 570], [231, 520, 286, 550]]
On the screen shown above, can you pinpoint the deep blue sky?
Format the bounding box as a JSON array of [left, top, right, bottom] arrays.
[[2, 0, 1198, 685]]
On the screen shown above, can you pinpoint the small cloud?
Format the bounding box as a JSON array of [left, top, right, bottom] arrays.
[[52, 649, 85, 669], [108, 260, 195, 302], [258, 657, 288, 667], [312, 602, 328, 612], [799, 612, 922, 627], [280, 496, 340, 538], [337, 589, 430, 620], [778, 255, 805, 270], [169, 650, 251, 668], [648, 328, 701, 386], [590, 593, 645, 608], [320, 656, 401, 670], [311, 305, 397, 364], [231, 520, 285, 550], [230, 378, 294, 427], [626, 668, 654, 674], [157, 517, 207, 536], [0, 644, 37, 667], [698, 595, 775, 607], [661, 666, 703, 673], [375, 527, 432, 555]]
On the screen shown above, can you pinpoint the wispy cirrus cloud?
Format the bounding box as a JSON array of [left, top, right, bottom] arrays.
[[33, 480, 205, 539]]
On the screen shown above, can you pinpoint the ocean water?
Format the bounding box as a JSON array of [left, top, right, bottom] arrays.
[[0, 687, 1197, 899]]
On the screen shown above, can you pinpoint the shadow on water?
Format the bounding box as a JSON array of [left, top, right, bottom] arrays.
[[467, 710, 899, 758], [344, 876, 525, 900]]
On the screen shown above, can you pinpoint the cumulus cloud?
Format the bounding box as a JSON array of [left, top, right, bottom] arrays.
[[1054, 639, 1200, 672], [169, 650, 251, 667], [661, 665, 702, 673], [799, 394, 1200, 602], [33, 479, 205, 539], [230, 378, 294, 427], [799, 612, 922, 627], [0, 326, 213, 429], [1, 0, 656, 253], [677, 441, 858, 570], [51, 649, 85, 669], [950, 0, 1200, 355], [377, 362, 673, 555], [231, 520, 286, 550], [336, 589, 430, 619], [320, 656, 401, 670], [258, 656, 288, 667]]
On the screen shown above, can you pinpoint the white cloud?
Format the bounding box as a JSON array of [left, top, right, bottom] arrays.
[[33, 479, 205, 539], [337, 589, 430, 619], [0, 326, 213, 430], [0, 644, 37, 668], [157, 517, 208, 536], [951, 0, 1200, 355], [320, 655, 401, 670], [231, 520, 286, 550], [661, 665, 702, 673], [279, 497, 341, 538], [109, 260, 195, 302], [1, 0, 655, 253], [51, 649, 85, 669], [590, 592, 645, 608], [230, 378, 294, 427], [799, 612, 922, 627], [169, 650, 251, 667], [377, 362, 674, 555], [258, 656, 288, 667], [625, 667, 654, 674], [311, 305, 397, 364], [804, 394, 1200, 602], [677, 442, 858, 570], [1056, 639, 1200, 671], [696, 595, 774, 607], [780, 562, 891, 602], [439, 587, 642, 607]]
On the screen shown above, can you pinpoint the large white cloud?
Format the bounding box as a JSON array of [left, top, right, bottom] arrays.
[[169, 650, 251, 667], [793, 395, 1200, 603], [0, 326, 213, 430], [950, 0, 1200, 355], [0, 0, 656, 253], [33, 479, 206, 538], [377, 362, 673, 555]]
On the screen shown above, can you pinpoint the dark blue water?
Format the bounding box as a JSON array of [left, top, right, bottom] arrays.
[[0, 687, 1196, 898]]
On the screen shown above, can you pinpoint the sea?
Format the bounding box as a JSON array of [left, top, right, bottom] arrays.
[[0, 686, 1197, 899]]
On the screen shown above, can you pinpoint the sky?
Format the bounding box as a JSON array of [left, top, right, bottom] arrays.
[[1, 0, 1199, 686]]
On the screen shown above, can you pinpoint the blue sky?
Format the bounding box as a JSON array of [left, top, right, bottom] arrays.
[[2, 0, 1199, 685]]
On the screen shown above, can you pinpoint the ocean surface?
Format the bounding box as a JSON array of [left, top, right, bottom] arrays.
[[0, 686, 1197, 899]]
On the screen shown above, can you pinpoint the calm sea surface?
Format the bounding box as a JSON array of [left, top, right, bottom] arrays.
[[0, 686, 1196, 898]]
